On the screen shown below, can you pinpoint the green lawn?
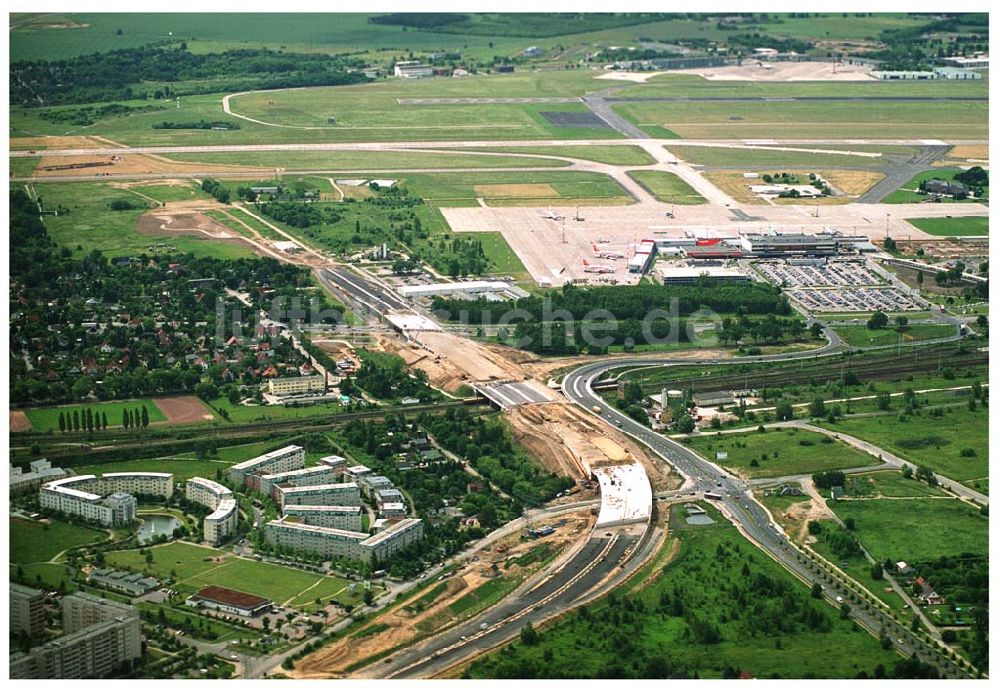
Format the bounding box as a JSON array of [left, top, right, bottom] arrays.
[[626, 169, 705, 204], [477, 231, 530, 280], [883, 170, 989, 204], [469, 145, 656, 166], [21, 398, 167, 432], [11, 563, 81, 592], [843, 470, 948, 499], [469, 507, 900, 679], [614, 100, 988, 141], [447, 577, 520, 620], [10, 518, 107, 564], [666, 144, 891, 169], [9, 156, 40, 177], [206, 397, 344, 423], [170, 150, 570, 170], [682, 427, 880, 479], [105, 541, 360, 605], [20, 181, 255, 260], [832, 323, 955, 348], [906, 217, 989, 237], [123, 182, 213, 203], [819, 405, 988, 483], [620, 74, 985, 99], [401, 170, 633, 207], [828, 498, 988, 563]]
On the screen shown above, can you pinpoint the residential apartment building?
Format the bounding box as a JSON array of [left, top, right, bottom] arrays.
[[264, 517, 424, 563], [282, 504, 364, 532], [277, 482, 360, 510], [185, 477, 238, 545], [229, 445, 305, 488], [10, 584, 46, 639], [9, 459, 68, 496], [267, 374, 325, 397], [39, 476, 138, 527], [259, 465, 340, 496]]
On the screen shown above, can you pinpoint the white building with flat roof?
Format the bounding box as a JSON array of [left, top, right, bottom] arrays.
[[259, 465, 340, 495], [268, 374, 325, 397], [39, 474, 165, 526], [186, 477, 238, 545], [229, 445, 305, 488], [9, 460, 68, 495], [264, 516, 423, 563], [282, 504, 363, 532], [277, 482, 361, 510], [393, 60, 433, 78]]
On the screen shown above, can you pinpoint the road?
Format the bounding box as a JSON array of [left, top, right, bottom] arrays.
[[560, 348, 972, 679]]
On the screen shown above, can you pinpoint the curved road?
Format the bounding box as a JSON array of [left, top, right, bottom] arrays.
[[561, 346, 973, 679]]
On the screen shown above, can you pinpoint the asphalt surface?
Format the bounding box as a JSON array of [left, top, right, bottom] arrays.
[[473, 381, 554, 408], [368, 531, 642, 679], [320, 267, 409, 315], [561, 347, 971, 679], [856, 144, 952, 203]]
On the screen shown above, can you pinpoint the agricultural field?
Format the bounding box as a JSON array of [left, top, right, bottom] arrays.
[[104, 541, 367, 606], [613, 100, 988, 140], [819, 404, 988, 483], [21, 398, 167, 432], [10, 518, 108, 565], [826, 498, 988, 564], [18, 181, 255, 260], [681, 427, 880, 479], [831, 324, 956, 348], [625, 170, 705, 204], [883, 170, 990, 204], [906, 217, 989, 237], [468, 507, 900, 679]]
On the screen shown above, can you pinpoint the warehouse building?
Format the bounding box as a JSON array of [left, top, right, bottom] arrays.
[[282, 504, 364, 532], [393, 60, 434, 78], [11, 593, 142, 679], [660, 266, 752, 285], [88, 569, 159, 597], [185, 477, 239, 545], [740, 232, 838, 257], [229, 445, 305, 488], [186, 586, 272, 618]]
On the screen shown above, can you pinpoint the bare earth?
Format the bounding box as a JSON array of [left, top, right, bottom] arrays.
[[31, 151, 268, 178], [155, 396, 216, 424], [9, 411, 31, 433]]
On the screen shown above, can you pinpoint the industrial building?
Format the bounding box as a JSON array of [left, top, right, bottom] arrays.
[[185, 477, 239, 545], [627, 239, 657, 274], [740, 232, 839, 256], [397, 280, 530, 301], [393, 60, 433, 78], [10, 584, 46, 639], [11, 593, 141, 679], [88, 569, 159, 597], [939, 54, 988, 69], [229, 445, 305, 488], [660, 266, 752, 285]]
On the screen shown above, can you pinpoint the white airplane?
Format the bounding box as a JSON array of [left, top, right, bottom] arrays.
[[583, 259, 615, 274], [593, 244, 626, 259], [542, 208, 564, 221], [594, 237, 610, 244]]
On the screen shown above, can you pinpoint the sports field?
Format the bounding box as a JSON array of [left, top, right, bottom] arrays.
[[906, 217, 989, 237], [10, 518, 108, 564], [682, 427, 880, 479], [819, 405, 988, 483], [22, 398, 167, 432], [104, 541, 366, 606]]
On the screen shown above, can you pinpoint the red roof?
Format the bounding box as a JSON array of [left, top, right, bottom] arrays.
[[193, 585, 271, 609]]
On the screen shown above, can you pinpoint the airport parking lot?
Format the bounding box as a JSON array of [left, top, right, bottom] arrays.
[[787, 286, 928, 313], [753, 260, 886, 287]]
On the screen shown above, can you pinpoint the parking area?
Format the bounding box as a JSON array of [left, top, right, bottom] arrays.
[[753, 260, 886, 287], [787, 286, 928, 313]]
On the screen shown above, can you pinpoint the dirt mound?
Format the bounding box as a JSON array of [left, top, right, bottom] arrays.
[[10, 411, 31, 433]]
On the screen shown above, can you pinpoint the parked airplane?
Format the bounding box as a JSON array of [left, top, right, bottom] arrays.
[[542, 208, 564, 221], [592, 244, 626, 259], [582, 259, 615, 274]]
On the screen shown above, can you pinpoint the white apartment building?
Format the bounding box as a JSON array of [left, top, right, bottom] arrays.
[[267, 374, 325, 397], [229, 445, 305, 488], [282, 504, 363, 532], [40, 476, 136, 527], [264, 516, 423, 563], [9, 459, 68, 495], [277, 482, 360, 510], [185, 477, 239, 545], [259, 465, 340, 495]]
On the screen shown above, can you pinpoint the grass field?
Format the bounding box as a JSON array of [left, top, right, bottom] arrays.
[[9, 156, 41, 177], [447, 577, 521, 620], [828, 498, 988, 563], [906, 217, 989, 237], [11, 562, 81, 592], [170, 150, 570, 170], [468, 507, 900, 679], [401, 170, 633, 207], [682, 427, 880, 479], [121, 182, 213, 204], [819, 405, 988, 483], [22, 398, 167, 432], [843, 470, 948, 499], [831, 323, 956, 348], [206, 397, 345, 423], [19, 181, 254, 260], [625, 169, 705, 204], [81, 457, 232, 483], [615, 100, 988, 140], [667, 144, 891, 169], [477, 231, 531, 280], [10, 518, 107, 564], [883, 170, 989, 204], [469, 145, 656, 166], [619, 75, 986, 99], [104, 541, 363, 606]]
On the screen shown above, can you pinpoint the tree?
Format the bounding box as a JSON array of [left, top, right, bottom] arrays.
[[101, 412, 108, 430], [809, 322, 823, 340], [122, 408, 129, 429], [809, 395, 826, 418], [895, 316, 909, 330], [72, 410, 80, 432], [840, 602, 852, 620], [520, 622, 540, 646], [876, 392, 892, 411], [870, 562, 884, 580], [58, 411, 66, 433], [811, 582, 823, 598], [85, 408, 94, 432], [775, 400, 794, 421], [141, 405, 150, 429], [867, 311, 889, 330], [916, 271, 924, 289], [262, 616, 271, 631]]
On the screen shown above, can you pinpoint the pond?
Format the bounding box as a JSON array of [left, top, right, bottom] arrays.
[[137, 514, 181, 544]]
